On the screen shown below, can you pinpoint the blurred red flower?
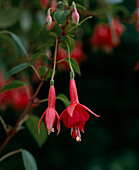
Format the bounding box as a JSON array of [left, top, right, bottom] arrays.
[[40, 0, 49, 9], [0, 70, 32, 111], [57, 41, 85, 71], [90, 18, 124, 53]]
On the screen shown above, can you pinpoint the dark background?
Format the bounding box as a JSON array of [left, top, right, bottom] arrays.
[[1, 0, 139, 170]]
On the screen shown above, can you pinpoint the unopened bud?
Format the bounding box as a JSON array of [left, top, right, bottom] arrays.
[[72, 7, 79, 24], [46, 13, 52, 26]]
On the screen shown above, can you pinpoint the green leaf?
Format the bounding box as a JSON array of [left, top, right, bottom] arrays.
[[65, 58, 81, 75], [45, 69, 55, 81], [54, 10, 69, 24], [1, 80, 24, 93], [31, 53, 47, 61], [0, 8, 19, 28], [0, 30, 29, 59], [25, 115, 47, 147], [76, 3, 86, 10], [39, 66, 47, 77], [52, 24, 62, 37], [6, 63, 30, 78], [57, 94, 70, 107], [60, 36, 75, 53], [22, 149, 38, 170], [105, 0, 123, 4]]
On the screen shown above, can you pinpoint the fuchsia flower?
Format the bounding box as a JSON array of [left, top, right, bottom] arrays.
[[40, 0, 49, 9], [72, 7, 79, 24], [38, 85, 60, 135], [90, 18, 124, 53], [58, 78, 99, 142]]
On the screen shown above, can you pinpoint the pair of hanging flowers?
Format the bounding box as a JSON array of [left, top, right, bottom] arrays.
[[38, 13, 100, 141]]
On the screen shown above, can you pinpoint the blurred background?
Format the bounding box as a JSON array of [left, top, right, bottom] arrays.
[[0, 0, 139, 170]]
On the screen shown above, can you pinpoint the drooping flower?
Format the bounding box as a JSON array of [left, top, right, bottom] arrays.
[[58, 78, 99, 142], [38, 85, 60, 134], [90, 18, 124, 53], [72, 7, 80, 24]]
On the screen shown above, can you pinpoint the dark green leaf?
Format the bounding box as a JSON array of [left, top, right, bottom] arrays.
[[54, 10, 69, 24], [65, 23, 78, 35], [45, 69, 56, 81], [57, 94, 70, 107], [65, 58, 81, 75], [1, 80, 24, 93], [0, 8, 19, 28], [22, 149, 38, 170], [6, 63, 30, 78], [25, 115, 47, 147], [0, 30, 29, 59], [52, 24, 62, 37], [31, 53, 47, 61], [76, 3, 86, 10], [39, 66, 47, 77], [105, 0, 123, 4], [60, 36, 75, 53]]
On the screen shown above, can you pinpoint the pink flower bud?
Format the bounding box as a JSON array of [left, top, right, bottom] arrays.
[[72, 7, 79, 24], [46, 13, 52, 26]]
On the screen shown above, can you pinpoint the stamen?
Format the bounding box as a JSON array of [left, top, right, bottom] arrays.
[[71, 126, 74, 136], [76, 136, 81, 142]]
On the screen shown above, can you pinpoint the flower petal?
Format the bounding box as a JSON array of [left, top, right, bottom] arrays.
[[79, 103, 100, 117], [38, 110, 46, 133], [79, 121, 85, 133], [55, 111, 60, 135], [67, 103, 77, 117], [45, 108, 56, 134]]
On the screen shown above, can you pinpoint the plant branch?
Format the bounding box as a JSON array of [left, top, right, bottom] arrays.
[[0, 11, 72, 154], [0, 149, 21, 162]]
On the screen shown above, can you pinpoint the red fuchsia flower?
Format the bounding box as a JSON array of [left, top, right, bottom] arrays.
[[90, 18, 124, 53], [72, 7, 80, 24], [38, 85, 60, 135], [0, 70, 32, 111], [57, 41, 85, 71], [58, 78, 99, 142], [40, 0, 49, 9], [11, 85, 32, 110]]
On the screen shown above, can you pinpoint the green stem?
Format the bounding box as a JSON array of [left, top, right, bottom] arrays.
[[0, 116, 8, 135], [66, 42, 73, 72], [39, 98, 48, 103], [30, 65, 42, 80], [51, 39, 58, 81], [0, 149, 21, 162], [66, 16, 92, 33]]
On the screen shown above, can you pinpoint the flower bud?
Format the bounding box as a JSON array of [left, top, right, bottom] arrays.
[[46, 13, 52, 26], [72, 7, 79, 24]]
